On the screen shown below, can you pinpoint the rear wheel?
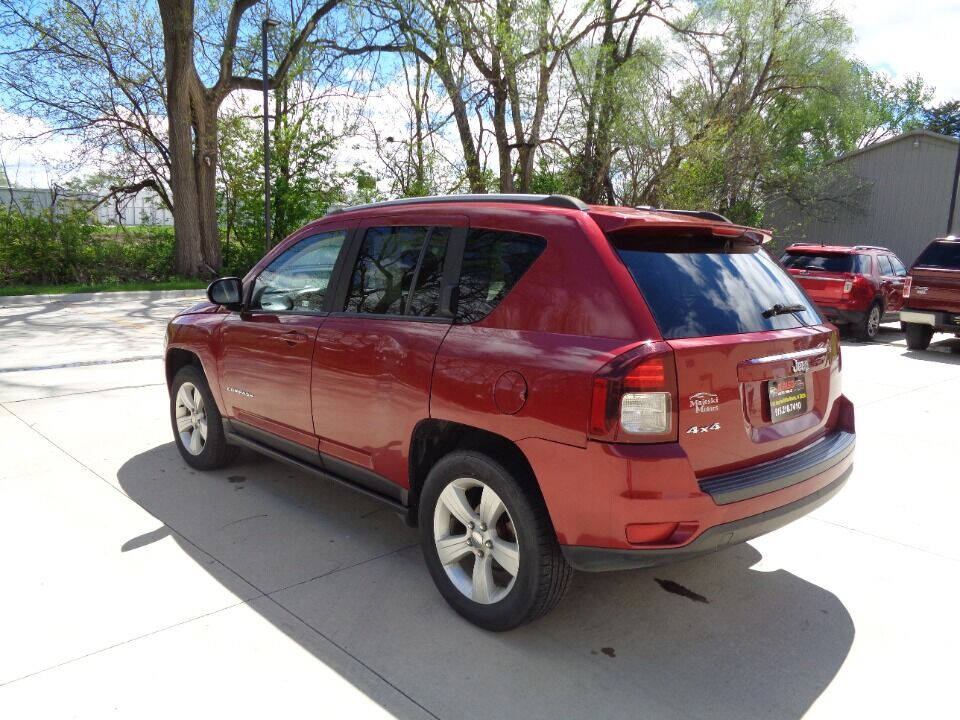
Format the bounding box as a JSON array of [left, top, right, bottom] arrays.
[[419, 451, 571, 631], [854, 302, 882, 341], [170, 366, 235, 470], [904, 322, 933, 351]]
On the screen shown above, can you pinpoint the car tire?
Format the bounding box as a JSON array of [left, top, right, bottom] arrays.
[[854, 302, 882, 342], [170, 365, 236, 470], [419, 451, 571, 631], [903, 322, 933, 351]]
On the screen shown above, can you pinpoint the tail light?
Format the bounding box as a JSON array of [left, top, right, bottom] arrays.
[[589, 342, 678, 443], [843, 275, 871, 299], [829, 330, 842, 371], [903, 276, 913, 298]]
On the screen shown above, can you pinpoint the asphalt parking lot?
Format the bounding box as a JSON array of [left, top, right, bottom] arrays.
[[1, 293, 958, 719]]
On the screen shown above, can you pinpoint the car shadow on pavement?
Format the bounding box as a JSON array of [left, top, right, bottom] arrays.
[[904, 337, 960, 363], [118, 443, 854, 720]]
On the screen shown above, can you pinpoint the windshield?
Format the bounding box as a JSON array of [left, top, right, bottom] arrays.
[[914, 241, 960, 269], [780, 252, 868, 274], [614, 239, 821, 339]]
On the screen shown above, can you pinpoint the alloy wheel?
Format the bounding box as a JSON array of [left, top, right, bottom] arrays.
[[432, 477, 520, 604], [175, 381, 208, 456], [867, 305, 881, 338]]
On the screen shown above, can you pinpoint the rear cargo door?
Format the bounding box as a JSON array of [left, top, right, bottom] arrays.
[[781, 252, 863, 304], [613, 232, 841, 476], [909, 268, 960, 312], [668, 329, 838, 476]]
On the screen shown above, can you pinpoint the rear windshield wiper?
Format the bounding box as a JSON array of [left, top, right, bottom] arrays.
[[762, 303, 807, 319]]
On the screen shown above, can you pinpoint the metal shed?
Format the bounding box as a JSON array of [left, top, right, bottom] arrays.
[[767, 130, 960, 266]]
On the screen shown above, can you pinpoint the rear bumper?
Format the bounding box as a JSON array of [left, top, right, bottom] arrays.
[[817, 305, 867, 325], [520, 394, 856, 572], [901, 309, 960, 332], [562, 466, 850, 571]]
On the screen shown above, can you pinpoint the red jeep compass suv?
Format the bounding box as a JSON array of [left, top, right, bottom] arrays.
[[164, 195, 855, 630], [780, 244, 908, 341]]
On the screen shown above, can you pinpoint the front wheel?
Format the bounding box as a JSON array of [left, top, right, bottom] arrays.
[[903, 322, 933, 351], [419, 451, 571, 631], [170, 365, 236, 470]]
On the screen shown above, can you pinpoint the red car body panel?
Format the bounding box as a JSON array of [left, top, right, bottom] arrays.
[[311, 316, 450, 487], [906, 268, 960, 313], [669, 326, 840, 476], [521, 398, 853, 550], [219, 312, 325, 447], [166, 198, 854, 564]]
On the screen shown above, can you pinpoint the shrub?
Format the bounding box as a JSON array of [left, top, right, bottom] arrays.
[[0, 207, 176, 286]]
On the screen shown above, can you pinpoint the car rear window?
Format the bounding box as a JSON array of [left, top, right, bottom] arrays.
[[456, 229, 545, 323], [914, 241, 960, 269], [613, 234, 821, 339], [780, 251, 869, 274]]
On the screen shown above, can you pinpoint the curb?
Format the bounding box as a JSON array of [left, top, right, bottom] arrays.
[[0, 288, 206, 307]]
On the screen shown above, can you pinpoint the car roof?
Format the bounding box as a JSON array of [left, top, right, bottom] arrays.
[[316, 194, 768, 240], [785, 244, 877, 254]]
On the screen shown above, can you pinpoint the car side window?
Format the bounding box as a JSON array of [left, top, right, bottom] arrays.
[[877, 255, 893, 277], [345, 226, 430, 315], [250, 229, 347, 312], [456, 229, 546, 324], [407, 227, 450, 316], [889, 256, 908, 276]]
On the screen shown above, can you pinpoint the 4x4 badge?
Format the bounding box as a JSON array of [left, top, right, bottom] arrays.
[[689, 391, 719, 413], [686, 422, 721, 435]]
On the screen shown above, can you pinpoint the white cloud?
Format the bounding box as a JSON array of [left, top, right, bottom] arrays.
[[0, 110, 85, 188], [840, 0, 960, 101]]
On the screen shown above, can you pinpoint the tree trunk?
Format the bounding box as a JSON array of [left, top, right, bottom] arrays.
[[194, 100, 221, 272], [159, 0, 204, 277], [434, 62, 486, 192], [159, 0, 223, 277], [492, 78, 513, 192]]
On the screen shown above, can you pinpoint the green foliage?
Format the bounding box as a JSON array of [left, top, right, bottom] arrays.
[[217, 86, 350, 276], [0, 208, 179, 285], [0, 278, 206, 297], [920, 100, 960, 138], [529, 156, 579, 197], [607, 0, 933, 227]]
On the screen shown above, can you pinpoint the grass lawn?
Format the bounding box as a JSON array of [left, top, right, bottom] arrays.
[[0, 278, 208, 297]]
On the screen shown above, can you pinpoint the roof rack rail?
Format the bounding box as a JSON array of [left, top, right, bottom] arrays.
[[852, 245, 892, 251], [324, 193, 589, 216], [634, 206, 732, 223]]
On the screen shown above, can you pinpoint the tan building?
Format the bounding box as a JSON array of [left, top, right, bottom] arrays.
[[768, 130, 960, 265]]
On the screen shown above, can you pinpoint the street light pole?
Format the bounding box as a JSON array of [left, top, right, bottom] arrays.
[[947, 140, 960, 236], [262, 17, 279, 250]]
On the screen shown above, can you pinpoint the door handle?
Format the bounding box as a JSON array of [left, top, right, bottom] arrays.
[[278, 331, 309, 345]]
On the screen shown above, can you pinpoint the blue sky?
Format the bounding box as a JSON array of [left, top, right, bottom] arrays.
[[840, 0, 960, 102], [1, 0, 957, 188]]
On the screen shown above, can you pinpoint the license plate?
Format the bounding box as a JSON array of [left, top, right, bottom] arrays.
[[768, 375, 808, 422]]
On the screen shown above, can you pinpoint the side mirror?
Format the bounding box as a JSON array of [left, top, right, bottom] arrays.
[[207, 277, 243, 310]]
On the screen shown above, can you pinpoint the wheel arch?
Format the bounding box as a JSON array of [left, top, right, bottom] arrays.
[[165, 348, 203, 387], [406, 419, 549, 529]]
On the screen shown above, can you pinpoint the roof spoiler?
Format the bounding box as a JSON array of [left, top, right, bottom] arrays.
[[635, 206, 733, 223]]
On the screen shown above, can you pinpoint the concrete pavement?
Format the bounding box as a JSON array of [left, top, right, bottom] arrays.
[[1, 293, 957, 719]]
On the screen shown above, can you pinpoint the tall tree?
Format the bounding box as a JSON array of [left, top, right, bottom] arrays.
[[921, 100, 960, 138], [156, 0, 340, 274], [0, 0, 342, 276]]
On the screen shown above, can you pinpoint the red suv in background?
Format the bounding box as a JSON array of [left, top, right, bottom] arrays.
[[165, 195, 855, 630], [780, 244, 908, 341], [901, 237, 960, 350]]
